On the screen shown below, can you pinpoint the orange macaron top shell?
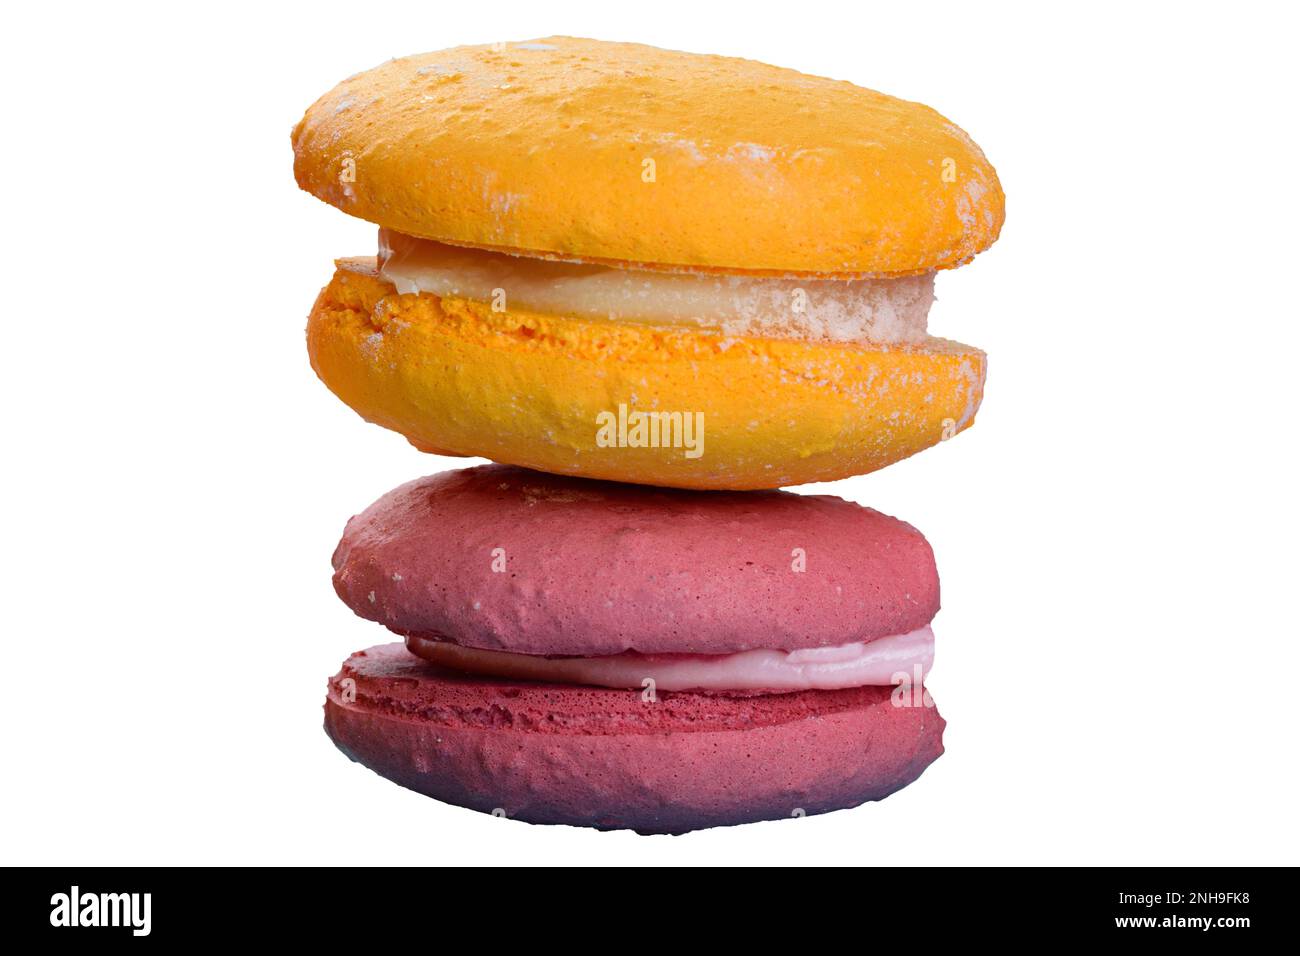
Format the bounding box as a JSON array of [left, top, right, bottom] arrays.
[[292, 36, 1004, 276]]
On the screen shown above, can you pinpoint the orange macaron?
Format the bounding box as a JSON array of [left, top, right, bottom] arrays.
[[294, 37, 1004, 489]]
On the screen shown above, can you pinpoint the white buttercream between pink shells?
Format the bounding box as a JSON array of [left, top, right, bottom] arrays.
[[406, 626, 934, 693]]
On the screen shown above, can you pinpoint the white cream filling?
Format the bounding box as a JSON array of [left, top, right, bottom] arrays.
[[405, 626, 934, 693], [377, 229, 934, 344]]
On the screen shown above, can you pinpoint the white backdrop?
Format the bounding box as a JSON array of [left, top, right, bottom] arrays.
[[3, 1, 1297, 865]]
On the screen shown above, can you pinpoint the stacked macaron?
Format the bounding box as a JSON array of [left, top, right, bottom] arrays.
[[294, 37, 1003, 832]]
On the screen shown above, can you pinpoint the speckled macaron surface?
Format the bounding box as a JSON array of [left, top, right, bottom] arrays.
[[325, 644, 945, 833], [332, 464, 940, 656], [292, 36, 1003, 276]]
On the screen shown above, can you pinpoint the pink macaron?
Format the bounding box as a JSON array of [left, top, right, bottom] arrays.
[[324, 465, 946, 832]]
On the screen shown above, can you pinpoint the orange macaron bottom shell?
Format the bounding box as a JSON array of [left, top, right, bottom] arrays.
[[307, 259, 986, 490], [325, 644, 945, 834]]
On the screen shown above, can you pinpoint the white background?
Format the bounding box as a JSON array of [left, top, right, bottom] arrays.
[[3, 1, 1297, 866]]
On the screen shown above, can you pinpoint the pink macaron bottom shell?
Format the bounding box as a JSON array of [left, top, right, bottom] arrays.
[[405, 625, 934, 693], [324, 644, 945, 834]]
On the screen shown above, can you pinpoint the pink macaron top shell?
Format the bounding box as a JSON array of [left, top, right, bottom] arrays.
[[332, 465, 939, 657]]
